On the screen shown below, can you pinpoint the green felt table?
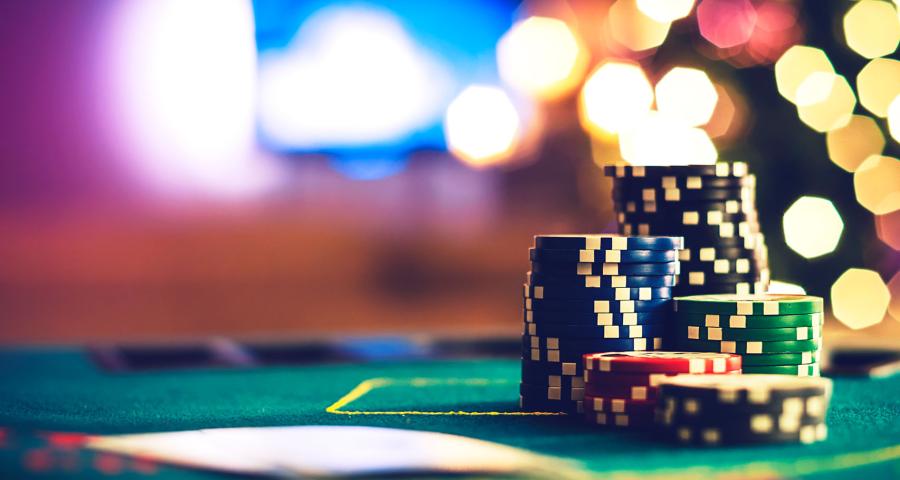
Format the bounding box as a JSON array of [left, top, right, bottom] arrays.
[[0, 347, 899, 479]]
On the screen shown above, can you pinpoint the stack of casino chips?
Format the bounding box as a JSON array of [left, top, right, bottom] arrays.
[[655, 374, 832, 445], [672, 294, 824, 376], [603, 162, 770, 296], [581, 351, 742, 428], [519, 234, 682, 414]]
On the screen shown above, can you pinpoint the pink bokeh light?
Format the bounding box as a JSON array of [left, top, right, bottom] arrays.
[[697, 0, 758, 49]]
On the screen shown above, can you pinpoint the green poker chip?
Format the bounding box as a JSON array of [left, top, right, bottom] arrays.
[[677, 338, 821, 354], [674, 294, 824, 316], [682, 325, 821, 342], [739, 351, 820, 366], [673, 312, 824, 328], [741, 363, 820, 376]]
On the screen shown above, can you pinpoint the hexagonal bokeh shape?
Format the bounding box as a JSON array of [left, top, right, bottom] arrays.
[[831, 268, 889, 330], [797, 73, 856, 132], [608, 0, 671, 52], [697, 0, 757, 48], [843, 0, 900, 59], [444, 86, 521, 167], [857, 58, 900, 118], [889, 96, 900, 143], [497, 17, 587, 100], [826, 115, 885, 172], [636, 0, 695, 22], [579, 61, 654, 135], [655, 67, 719, 127], [775, 45, 834, 104], [619, 111, 717, 166], [854, 155, 900, 215], [782, 196, 844, 259]]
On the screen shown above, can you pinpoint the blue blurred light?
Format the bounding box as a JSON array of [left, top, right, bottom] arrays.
[[253, 0, 516, 169]]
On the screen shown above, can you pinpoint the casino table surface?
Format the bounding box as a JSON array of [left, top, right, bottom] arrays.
[[1, 347, 899, 479]]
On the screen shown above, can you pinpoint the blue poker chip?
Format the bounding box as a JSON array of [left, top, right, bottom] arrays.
[[530, 248, 677, 264], [523, 322, 667, 339], [532, 261, 680, 276], [522, 337, 664, 361], [523, 309, 667, 325], [524, 284, 672, 300], [533, 234, 683, 251], [527, 272, 677, 288], [524, 297, 671, 313]]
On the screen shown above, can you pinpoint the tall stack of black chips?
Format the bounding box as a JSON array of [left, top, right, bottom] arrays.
[[519, 234, 682, 414], [603, 163, 770, 296]]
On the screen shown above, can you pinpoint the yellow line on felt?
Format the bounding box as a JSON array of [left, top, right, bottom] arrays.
[[326, 377, 562, 416]]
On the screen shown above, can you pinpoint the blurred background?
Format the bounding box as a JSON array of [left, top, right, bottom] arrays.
[[0, 0, 897, 345]]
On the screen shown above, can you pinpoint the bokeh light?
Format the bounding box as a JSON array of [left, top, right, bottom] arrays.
[[111, 0, 279, 197], [782, 196, 844, 259], [857, 58, 900, 117], [444, 85, 521, 167], [889, 95, 900, 142], [608, 0, 672, 52], [796, 73, 856, 132], [876, 211, 900, 250], [853, 155, 900, 215], [843, 0, 900, 59], [636, 0, 695, 22], [767, 280, 806, 295], [655, 67, 719, 127], [497, 16, 587, 100], [743, 0, 801, 65], [697, 0, 757, 48], [774, 46, 834, 104], [579, 61, 654, 135], [825, 115, 885, 172], [831, 268, 889, 330], [888, 270, 900, 322], [618, 111, 718, 166]]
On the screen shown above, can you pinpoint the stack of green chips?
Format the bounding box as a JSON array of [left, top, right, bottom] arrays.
[[671, 294, 825, 376]]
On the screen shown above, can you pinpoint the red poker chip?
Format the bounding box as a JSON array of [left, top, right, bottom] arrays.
[[583, 351, 742, 374], [584, 382, 660, 401], [583, 370, 681, 387]]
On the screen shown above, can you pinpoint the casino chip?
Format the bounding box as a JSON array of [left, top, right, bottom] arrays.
[[530, 248, 677, 264], [525, 323, 666, 340], [674, 294, 824, 315], [579, 351, 741, 428], [524, 297, 671, 313], [671, 294, 824, 376], [534, 234, 683, 251], [654, 374, 831, 446], [583, 352, 742, 374], [672, 312, 824, 329], [520, 235, 679, 413], [524, 284, 673, 301], [531, 261, 680, 276], [604, 164, 771, 300], [526, 272, 678, 288], [524, 309, 667, 326], [603, 162, 749, 178]]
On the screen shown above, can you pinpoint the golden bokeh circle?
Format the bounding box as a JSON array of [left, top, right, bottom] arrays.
[[831, 268, 890, 330]]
